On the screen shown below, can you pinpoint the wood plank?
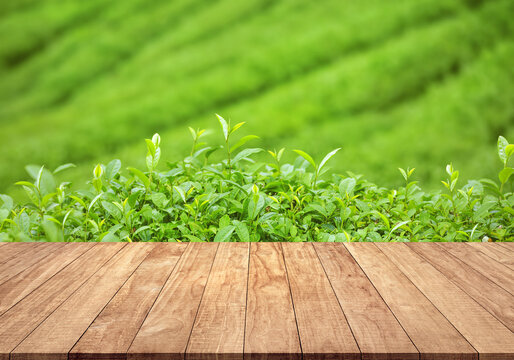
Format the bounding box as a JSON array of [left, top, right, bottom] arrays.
[[345, 243, 477, 360], [244, 242, 301, 360], [69, 243, 187, 360], [282, 243, 360, 360], [12, 243, 154, 360], [379, 243, 514, 360], [186, 243, 249, 360], [496, 242, 514, 252], [437, 243, 514, 294], [466, 243, 514, 269], [0, 242, 65, 284], [0, 242, 37, 263], [0, 243, 93, 316], [314, 243, 418, 360], [410, 243, 514, 331], [128, 242, 219, 360], [0, 243, 125, 360]]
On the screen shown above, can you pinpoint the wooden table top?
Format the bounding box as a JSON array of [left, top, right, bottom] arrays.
[[0, 242, 513, 360]]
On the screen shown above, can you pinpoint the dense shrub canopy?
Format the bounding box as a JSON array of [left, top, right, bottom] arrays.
[[0, 117, 513, 242]]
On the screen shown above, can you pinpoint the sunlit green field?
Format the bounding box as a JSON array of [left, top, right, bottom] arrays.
[[1, 0, 513, 194]]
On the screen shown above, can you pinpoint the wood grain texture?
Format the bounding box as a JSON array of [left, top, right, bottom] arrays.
[[282, 243, 360, 360], [128, 242, 218, 360], [379, 243, 514, 360], [410, 243, 514, 331], [12, 243, 153, 360], [345, 243, 476, 360], [0, 243, 513, 360], [438, 243, 514, 294], [0, 242, 93, 316], [314, 243, 418, 360], [0, 243, 64, 284], [466, 243, 513, 269], [186, 243, 249, 360], [70, 243, 187, 360], [0, 243, 125, 360], [0, 242, 35, 263], [244, 242, 301, 360], [496, 242, 514, 252]]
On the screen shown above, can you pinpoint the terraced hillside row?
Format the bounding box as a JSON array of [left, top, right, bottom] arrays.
[[0, 0, 513, 193]]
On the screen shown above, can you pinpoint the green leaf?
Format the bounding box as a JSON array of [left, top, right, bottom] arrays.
[[234, 221, 250, 242], [53, 163, 76, 174], [398, 168, 408, 181], [230, 122, 245, 135], [339, 178, 356, 197], [219, 214, 231, 229], [18, 211, 30, 234], [232, 148, 263, 163], [145, 139, 156, 157], [25, 165, 41, 180], [152, 133, 161, 147], [69, 195, 87, 209], [88, 193, 103, 213], [230, 135, 259, 153], [371, 210, 390, 230], [318, 148, 341, 173], [214, 225, 235, 242], [247, 194, 265, 220], [15, 181, 36, 188], [0, 194, 13, 211], [93, 164, 103, 179], [506, 144, 514, 159], [498, 136, 509, 164], [173, 186, 186, 203], [42, 220, 62, 242], [128, 167, 151, 189], [499, 167, 514, 184], [151, 193, 169, 208], [0, 209, 8, 222], [102, 201, 122, 219], [189, 127, 196, 140], [293, 150, 316, 170], [216, 114, 229, 141], [99, 232, 119, 242], [35, 165, 44, 189], [105, 159, 121, 180]]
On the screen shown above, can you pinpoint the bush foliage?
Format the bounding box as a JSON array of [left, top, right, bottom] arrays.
[[0, 116, 513, 243]]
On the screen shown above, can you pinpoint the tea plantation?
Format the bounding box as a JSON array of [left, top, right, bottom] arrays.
[[0, 0, 513, 193]]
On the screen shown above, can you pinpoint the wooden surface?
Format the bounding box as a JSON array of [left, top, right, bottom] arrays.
[[0, 242, 513, 360]]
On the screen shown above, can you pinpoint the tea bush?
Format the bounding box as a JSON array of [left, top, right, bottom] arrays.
[[0, 116, 512, 242]]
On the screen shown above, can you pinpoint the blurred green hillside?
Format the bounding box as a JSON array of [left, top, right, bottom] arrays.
[[1, 0, 513, 193]]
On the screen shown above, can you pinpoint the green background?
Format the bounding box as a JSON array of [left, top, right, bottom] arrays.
[[1, 0, 513, 194]]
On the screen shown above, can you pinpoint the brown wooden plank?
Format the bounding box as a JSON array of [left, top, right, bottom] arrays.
[[0, 242, 37, 263], [0, 243, 65, 284], [0, 243, 125, 360], [244, 242, 301, 360], [345, 243, 477, 360], [410, 243, 514, 331], [127, 242, 219, 360], [282, 243, 360, 360], [438, 243, 514, 294], [379, 243, 514, 360], [69, 243, 188, 360], [314, 243, 418, 360], [0, 243, 93, 316], [496, 242, 514, 252], [466, 243, 514, 269], [12, 243, 154, 360], [186, 243, 249, 360]]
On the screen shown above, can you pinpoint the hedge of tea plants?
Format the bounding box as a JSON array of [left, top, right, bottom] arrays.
[[0, 116, 512, 243]]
